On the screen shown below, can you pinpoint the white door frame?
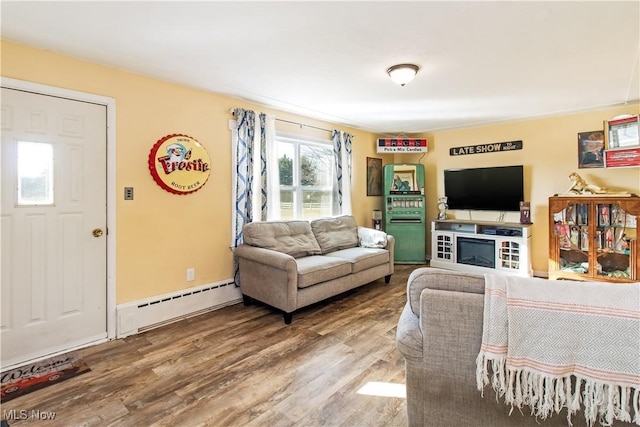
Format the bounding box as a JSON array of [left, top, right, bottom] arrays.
[[1, 77, 117, 341]]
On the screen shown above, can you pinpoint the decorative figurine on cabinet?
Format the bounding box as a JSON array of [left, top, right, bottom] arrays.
[[565, 172, 608, 195], [437, 197, 448, 220]]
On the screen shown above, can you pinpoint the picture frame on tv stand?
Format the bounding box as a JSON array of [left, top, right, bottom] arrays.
[[520, 201, 532, 224]]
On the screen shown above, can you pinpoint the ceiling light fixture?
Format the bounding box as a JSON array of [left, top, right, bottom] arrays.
[[387, 64, 419, 86]]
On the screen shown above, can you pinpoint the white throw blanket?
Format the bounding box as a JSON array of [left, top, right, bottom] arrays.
[[476, 274, 640, 426], [357, 227, 387, 248]]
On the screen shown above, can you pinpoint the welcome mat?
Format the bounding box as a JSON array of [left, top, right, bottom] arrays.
[[1, 351, 90, 402]]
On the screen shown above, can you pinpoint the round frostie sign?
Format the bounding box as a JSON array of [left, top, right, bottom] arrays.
[[148, 134, 211, 195]]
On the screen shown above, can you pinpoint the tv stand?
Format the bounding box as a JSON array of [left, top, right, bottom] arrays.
[[431, 219, 532, 277]]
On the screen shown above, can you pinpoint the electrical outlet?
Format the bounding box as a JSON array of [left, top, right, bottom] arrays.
[[186, 268, 195, 281]]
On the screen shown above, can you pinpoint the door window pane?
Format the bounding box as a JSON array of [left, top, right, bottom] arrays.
[[17, 141, 54, 205]]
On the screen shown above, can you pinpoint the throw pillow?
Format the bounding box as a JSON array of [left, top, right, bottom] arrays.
[[242, 220, 322, 258], [310, 215, 359, 254]]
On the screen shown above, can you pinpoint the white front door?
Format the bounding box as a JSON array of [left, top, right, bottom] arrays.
[[1, 87, 108, 368]]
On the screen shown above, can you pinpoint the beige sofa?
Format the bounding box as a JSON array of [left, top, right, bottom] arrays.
[[235, 215, 395, 324], [396, 267, 635, 427]]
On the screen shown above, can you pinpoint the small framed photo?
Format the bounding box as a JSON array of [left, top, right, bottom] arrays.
[[580, 227, 589, 251], [519, 201, 531, 224], [604, 227, 615, 249], [366, 157, 383, 196], [578, 130, 605, 168], [614, 228, 627, 252], [577, 204, 589, 226], [598, 204, 610, 226], [556, 224, 572, 249], [570, 227, 580, 248]]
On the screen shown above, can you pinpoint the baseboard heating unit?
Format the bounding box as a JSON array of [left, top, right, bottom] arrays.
[[116, 279, 242, 338]]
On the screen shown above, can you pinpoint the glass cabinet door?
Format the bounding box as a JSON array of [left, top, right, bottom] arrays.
[[550, 196, 638, 282], [434, 233, 453, 262], [595, 203, 635, 280], [499, 240, 520, 271], [553, 203, 590, 275]]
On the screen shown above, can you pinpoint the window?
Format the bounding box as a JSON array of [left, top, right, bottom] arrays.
[[276, 135, 333, 220], [17, 141, 54, 205]]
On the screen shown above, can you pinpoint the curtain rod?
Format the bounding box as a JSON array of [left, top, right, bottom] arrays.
[[275, 118, 332, 133], [229, 108, 333, 134]]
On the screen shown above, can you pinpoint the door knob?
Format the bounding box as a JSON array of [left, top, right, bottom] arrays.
[[92, 228, 104, 238]]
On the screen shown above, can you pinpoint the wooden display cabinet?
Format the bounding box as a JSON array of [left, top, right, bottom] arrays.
[[549, 195, 640, 283]]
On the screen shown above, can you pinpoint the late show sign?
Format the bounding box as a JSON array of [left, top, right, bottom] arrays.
[[148, 134, 211, 195], [450, 140, 523, 156]]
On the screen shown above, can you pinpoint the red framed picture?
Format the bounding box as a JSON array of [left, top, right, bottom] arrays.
[[604, 147, 640, 168]]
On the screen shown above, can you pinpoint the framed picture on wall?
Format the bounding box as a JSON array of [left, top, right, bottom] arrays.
[[605, 115, 640, 149], [366, 157, 383, 196], [577, 130, 605, 168]]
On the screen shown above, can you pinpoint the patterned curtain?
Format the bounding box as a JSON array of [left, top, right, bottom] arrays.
[[258, 113, 268, 221], [331, 130, 353, 216], [231, 108, 274, 286], [232, 108, 255, 249]]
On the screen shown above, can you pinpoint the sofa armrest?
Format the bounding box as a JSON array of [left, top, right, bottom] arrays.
[[235, 244, 297, 270], [419, 288, 485, 404], [396, 302, 422, 360], [234, 244, 299, 313], [386, 235, 395, 274], [406, 267, 484, 317]]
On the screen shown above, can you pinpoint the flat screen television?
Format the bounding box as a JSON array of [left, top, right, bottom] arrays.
[[444, 165, 524, 212]]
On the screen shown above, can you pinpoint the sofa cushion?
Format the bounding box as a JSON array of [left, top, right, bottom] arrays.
[[310, 215, 359, 254], [296, 256, 352, 288], [242, 220, 322, 258], [325, 247, 390, 273]]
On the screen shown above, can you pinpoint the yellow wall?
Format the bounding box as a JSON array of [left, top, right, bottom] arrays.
[[2, 39, 638, 302], [395, 106, 640, 275], [1, 40, 388, 303]]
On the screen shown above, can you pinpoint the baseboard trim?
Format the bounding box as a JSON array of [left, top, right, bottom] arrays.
[[116, 279, 241, 338]]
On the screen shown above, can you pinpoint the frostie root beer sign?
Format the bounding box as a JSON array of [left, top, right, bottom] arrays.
[[148, 134, 211, 195]]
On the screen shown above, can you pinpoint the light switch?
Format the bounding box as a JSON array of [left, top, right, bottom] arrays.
[[124, 187, 134, 200]]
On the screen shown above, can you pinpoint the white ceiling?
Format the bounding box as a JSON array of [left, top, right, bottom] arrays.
[[2, 1, 639, 134]]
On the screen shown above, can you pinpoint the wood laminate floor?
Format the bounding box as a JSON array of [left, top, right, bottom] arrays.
[[2, 265, 421, 427]]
